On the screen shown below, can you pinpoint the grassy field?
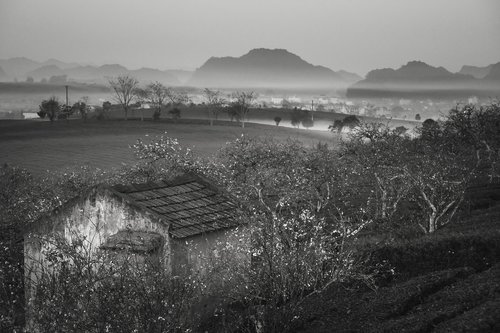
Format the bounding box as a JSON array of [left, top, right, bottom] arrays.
[[0, 118, 337, 176], [105, 105, 422, 132]]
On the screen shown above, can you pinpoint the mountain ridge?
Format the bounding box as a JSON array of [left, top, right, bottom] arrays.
[[189, 48, 362, 90], [0, 58, 186, 85], [2, 54, 499, 95], [347, 60, 500, 99], [459, 64, 495, 79]]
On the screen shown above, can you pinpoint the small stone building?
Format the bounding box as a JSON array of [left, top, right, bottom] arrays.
[[24, 173, 249, 320]]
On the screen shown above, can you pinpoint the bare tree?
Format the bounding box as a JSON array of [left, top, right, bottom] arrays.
[[148, 82, 171, 120], [167, 90, 189, 107], [134, 87, 148, 121], [231, 91, 256, 128], [203, 88, 226, 126], [135, 82, 171, 121], [108, 75, 139, 120]]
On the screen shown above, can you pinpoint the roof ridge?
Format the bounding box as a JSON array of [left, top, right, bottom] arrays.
[[111, 173, 213, 194], [28, 173, 245, 239]]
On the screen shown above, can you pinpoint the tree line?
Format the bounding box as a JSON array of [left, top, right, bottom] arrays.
[[37, 75, 259, 127]]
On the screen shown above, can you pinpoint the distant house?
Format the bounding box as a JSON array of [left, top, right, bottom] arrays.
[[468, 96, 479, 104], [271, 97, 284, 105], [24, 173, 248, 322], [318, 97, 329, 105]]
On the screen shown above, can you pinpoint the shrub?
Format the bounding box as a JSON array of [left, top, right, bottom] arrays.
[[364, 230, 500, 281], [169, 107, 181, 120], [328, 115, 360, 133], [28, 235, 198, 332], [290, 108, 313, 128], [274, 116, 282, 126], [39, 97, 61, 122], [153, 109, 161, 120]]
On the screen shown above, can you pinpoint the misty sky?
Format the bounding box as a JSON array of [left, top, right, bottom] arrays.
[[1, 0, 499, 75]]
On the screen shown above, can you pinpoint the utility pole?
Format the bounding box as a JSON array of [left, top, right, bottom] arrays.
[[65, 85, 69, 107], [311, 100, 314, 121]]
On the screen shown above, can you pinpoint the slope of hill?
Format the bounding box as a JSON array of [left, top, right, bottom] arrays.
[[289, 184, 500, 332], [0, 57, 41, 79], [65, 64, 129, 82], [347, 61, 499, 99], [26, 65, 65, 79], [130, 67, 180, 85], [459, 64, 494, 79], [165, 69, 193, 84], [41, 58, 81, 70], [364, 61, 473, 84], [484, 62, 500, 81], [189, 48, 361, 90]]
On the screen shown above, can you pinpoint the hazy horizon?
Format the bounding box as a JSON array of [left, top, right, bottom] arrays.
[[1, 0, 500, 76]]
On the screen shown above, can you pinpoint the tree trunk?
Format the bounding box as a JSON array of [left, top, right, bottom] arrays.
[[381, 192, 387, 219], [428, 212, 437, 233], [156, 106, 161, 121]]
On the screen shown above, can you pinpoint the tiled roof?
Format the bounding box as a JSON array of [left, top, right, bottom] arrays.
[[111, 174, 241, 238]]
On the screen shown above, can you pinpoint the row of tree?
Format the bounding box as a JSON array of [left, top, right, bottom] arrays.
[[38, 74, 374, 130], [108, 76, 188, 121], [108, 75, 257, 127]]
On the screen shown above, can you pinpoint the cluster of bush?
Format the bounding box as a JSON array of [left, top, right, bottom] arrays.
[[2, 101, 500, 332], [37, 96, 91, 122]]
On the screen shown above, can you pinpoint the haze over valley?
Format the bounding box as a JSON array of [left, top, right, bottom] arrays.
[[1, 47, 499, 123]]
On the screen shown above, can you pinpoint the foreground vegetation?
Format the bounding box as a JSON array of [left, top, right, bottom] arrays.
[[292, 197, 500, 332], [1, 102, 499, 332]]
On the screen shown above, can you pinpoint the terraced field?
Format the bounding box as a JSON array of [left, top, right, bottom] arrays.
[[0, 118, 337, 176], [290, 187, 500, 333]]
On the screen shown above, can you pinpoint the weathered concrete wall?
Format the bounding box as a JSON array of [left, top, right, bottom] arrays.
[[25, 188, 171, 277], [24, 187, 171, 330]]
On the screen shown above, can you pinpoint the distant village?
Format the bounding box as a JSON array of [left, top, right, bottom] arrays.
[[2, 87, 484, 124]]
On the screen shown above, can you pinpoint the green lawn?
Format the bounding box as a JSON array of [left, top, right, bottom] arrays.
[[0, 118, 337, 176]]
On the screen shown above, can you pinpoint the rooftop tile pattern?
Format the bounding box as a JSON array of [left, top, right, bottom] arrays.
[[112, 175, 240, 238]]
